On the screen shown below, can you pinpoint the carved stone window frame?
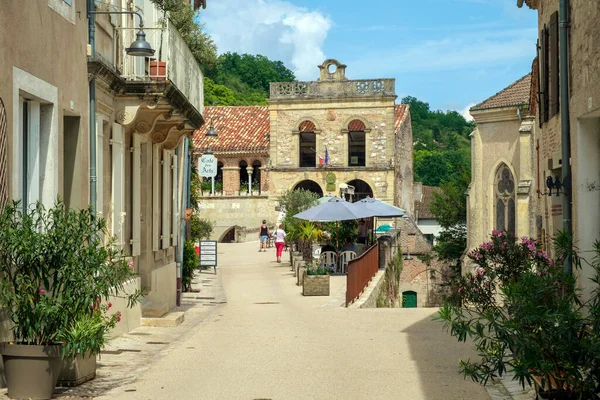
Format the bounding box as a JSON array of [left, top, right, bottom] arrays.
[[494, 163, 516, 234]]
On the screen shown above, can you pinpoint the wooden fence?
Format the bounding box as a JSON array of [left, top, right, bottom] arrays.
[[346, 242, 379, 306]]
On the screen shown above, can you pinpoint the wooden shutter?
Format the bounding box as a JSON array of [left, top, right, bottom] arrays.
[[539, 25, 550, 124], [152, 145, 160, 251], [96, 115, 104, 216], [131, 135, 141, 256], [171, 154, 178, 246], [111, 123, 125, 246], [162, 150, 171, 249], [549, 11, 559, 117]]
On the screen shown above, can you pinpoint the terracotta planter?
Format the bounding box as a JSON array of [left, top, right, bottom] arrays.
[[0, 342, 63, 399], [149, 61, 166, 80], [57, 353, 97, 387], [302, 274, 330, 296]]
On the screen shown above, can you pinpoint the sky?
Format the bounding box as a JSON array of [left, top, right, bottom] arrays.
[[200, 0, 538, 120]]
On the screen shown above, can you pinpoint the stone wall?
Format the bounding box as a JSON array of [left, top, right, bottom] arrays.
[[348, 270, 386, 309], [198, 195, 280, 242]]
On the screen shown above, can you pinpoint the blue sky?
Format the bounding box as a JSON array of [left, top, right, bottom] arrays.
[[201, 0, 538, 118]]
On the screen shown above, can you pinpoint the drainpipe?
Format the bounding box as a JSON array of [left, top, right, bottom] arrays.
[[559, 0, 573, 274], [88, 0, 97, 213], [176, 138, 189, 306]]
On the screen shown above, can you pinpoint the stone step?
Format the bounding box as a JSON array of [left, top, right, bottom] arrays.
[[141, 311, 185, 327], [141, 302, 169, 318]]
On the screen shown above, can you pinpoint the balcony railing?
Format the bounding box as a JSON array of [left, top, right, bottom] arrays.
[[270, 79, 395, 100], [119, 22, 204, 115]]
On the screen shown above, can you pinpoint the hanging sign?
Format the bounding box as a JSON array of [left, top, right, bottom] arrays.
[[199, 154, 217, 178]]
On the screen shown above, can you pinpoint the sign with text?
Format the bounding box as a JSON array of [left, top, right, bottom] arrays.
[[199, 240, 218, 267], [199, 154, 217, 178]]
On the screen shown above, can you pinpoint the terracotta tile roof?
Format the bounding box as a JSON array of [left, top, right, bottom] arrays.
[[394, 104, 409, 131], [415, 185, 442, 220], [193, 106, 270, 154], [471, 74, 532, 111]]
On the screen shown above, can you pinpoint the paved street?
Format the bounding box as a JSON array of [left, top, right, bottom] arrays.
[[92, 241, 490, 400]]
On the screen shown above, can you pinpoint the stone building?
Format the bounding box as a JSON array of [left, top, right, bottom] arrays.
[[467, 74, 537, 252], [0, 0, 206, 338], [515, 0, 600, 302], [194, 60, 414, 242], [90, 0, 206, 327]]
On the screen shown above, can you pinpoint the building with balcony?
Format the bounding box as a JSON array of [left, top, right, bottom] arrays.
[[194, 59, 414, 243], [88, 0, 205, 326]]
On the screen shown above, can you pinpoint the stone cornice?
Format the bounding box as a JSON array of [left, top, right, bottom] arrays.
[[123, 82, 204, 129], [87, 58, 126, 95], [517, 0, 538, 10], [471, 106, 521, 123], [271, 166, 391, 173]]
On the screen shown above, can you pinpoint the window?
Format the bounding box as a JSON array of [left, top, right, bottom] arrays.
[[252, 160, 262, 193], [298, 121, 316, 167], [239, 160, 248, 192], [347, 119, 366, 167], [538, 11, 560, 125], [494, 164, 516, 234]]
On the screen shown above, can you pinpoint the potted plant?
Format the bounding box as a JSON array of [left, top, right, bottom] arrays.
[[297, 221, 323, 262], [0, 200, 144, 399], [240, 182, 248, 196], [302, 262, 333, 296], [148, 0, 180, 80], [214, 181, 223, 195], [436, 230, 600, 400], [200, 179, 212, 195]]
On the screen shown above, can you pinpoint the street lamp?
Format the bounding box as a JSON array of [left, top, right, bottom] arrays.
[[205, 117, 218, 137], [126, 29, 155, 57]]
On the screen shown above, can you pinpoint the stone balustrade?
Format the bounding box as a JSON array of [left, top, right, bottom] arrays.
[[270, 79, 395, 100]]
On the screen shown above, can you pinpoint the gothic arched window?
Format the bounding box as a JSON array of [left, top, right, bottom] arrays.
[[494, 163, 516, 234]]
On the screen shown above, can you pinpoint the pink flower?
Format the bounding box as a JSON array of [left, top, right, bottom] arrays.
[[40, 289, 46, 295], [107, 302, 113, 310], [116, 311, 122, 323], [127, 260, 134, 270], [476, 268, 485, 276], [458, 287, 463, 293]]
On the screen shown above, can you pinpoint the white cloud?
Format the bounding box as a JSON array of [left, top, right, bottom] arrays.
[[344, 28, 537, 79], [461, 103, 477, 121], [201, 0, 332, 80]]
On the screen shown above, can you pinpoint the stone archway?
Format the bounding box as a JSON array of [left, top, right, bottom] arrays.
[[345, 179, 373, 202], [294, 180, 323, 197]]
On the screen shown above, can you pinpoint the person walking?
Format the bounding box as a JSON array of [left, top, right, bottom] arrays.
[[259, 220, 270, 252], [358, 219, 367, 245], [273, 224, 286, 263]]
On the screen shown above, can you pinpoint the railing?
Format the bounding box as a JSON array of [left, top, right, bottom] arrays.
[[270, 79, 395, 100], [118, 21, 204, 115], [346, 242, 379, 307]]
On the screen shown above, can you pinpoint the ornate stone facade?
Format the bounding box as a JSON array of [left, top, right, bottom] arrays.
[[194, 60, 415, 242]]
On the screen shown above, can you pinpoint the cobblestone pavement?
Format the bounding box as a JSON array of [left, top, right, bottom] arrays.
[[485, 374, 536, 400], [0, 270, 227, 400]]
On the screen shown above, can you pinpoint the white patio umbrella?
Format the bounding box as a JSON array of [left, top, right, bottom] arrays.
[[294, 197, 372, 253], [354, 198, 405, 218], [294, 197, 371, 222]]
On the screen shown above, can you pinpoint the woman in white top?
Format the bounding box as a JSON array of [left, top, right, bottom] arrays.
[[273, 224, 287, 263]]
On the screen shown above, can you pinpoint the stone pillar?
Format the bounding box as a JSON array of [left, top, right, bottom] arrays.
[[260, 166, 269, 193], [517, 117, 535, 239], [248, 167, 254, 195], [467, 127, 484, 252], [222, 166, 240, 196]]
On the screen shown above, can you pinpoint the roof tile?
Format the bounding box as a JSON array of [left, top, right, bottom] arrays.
[[415, 185, 443, 220], [193, 106, 270, 153], [471, 74, 532, 111]]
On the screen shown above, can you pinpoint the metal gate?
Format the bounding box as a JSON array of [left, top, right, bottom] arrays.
[[0, 97, 8, 209]]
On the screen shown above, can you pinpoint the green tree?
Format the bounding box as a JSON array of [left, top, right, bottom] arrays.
[[205, 52, 296, 105], [149, 0, 217, 70]]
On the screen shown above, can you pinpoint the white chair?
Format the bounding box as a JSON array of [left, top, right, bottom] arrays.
[[313, 246, 322, 260], [319, 251, 337, 273], [339, 251, 357, 274]]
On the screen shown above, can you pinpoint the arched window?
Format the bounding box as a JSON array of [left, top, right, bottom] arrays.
[[348, 119, 366, 167], [294, 180, 323, 197], [252, 160, 261, 193], [345, 179, 373, 202], [239, 160, 248, 192], [494, 164, 516, 234], [299, 121, 316, 167], [215, 161, 223, 192]]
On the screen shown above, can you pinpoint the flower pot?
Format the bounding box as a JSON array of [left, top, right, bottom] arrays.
[[302, 274, 330, 296], [57, 352, 97, 387], [0, 342, 63, 399], [149, 60, 166, 81]]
